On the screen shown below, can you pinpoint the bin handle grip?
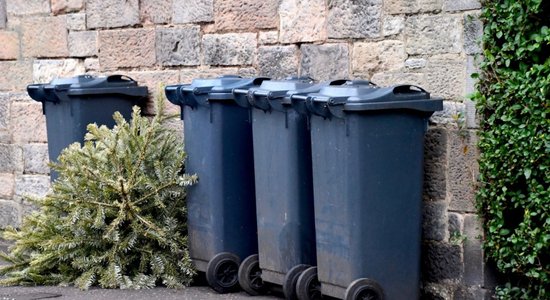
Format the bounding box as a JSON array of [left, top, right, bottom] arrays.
[[393, 85, 427, 95], [107, 74, 137, 83]]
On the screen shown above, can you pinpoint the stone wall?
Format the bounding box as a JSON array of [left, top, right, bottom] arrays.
[[0, 0, 492, 298]]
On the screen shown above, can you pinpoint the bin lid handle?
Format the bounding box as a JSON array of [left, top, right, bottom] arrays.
[[107, 74, 136, 83]]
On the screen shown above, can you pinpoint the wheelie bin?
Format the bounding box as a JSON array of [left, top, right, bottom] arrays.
[[26, 75, 148, 180], [164, 75, 268, 294], [232, 78, 356, 299], [297, 84, 442, 300]]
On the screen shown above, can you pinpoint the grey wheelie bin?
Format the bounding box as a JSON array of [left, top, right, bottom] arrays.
[[296, 85, 442, 300], [233, 78, 356, 299], [26, 75, 148, 180], [164, 75, 268, 294]]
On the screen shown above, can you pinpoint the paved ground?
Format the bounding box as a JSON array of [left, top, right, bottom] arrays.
[[0, 286, 282, 300]]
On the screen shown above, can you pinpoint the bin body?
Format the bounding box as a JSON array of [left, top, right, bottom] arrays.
[[307, 85, 442, 299], [27, 75, 148, 180], [166, 76, 266, 272], [237, 79, 322, 285]]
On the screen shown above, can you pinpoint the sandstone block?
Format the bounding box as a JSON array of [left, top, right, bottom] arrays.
[[464, 14, 483, 55], [0, 61, 33, 91], [444, 0, 481, 11], [405, 15, 462, 55], [423, 127, 447, 202], [463, 214, 484, 286], [140, 0, 171, 24], [280, 0, 327, 43], [425, 55, 467, 100], [84, 58, 99, 71], [370, 72, 426, 87], [14, 174, 50, 201], [448, 212, 464, 237], [259, 31, 278, 45], [421, 283, 453, 300], [172, 0, 213, 24], [405, 58, 426, 70], [23, 143, 49, 174], [385, 0, 442, 14], [454, 286, 489, 300], [180, 67, 239, 83], [352, 40, 406, 77], [0, 143, 23, 173], [300, 43, 349, 81], [214, 0, 278, 31], [33, 59, 85, 83], [0, 173, 15, 198], [125, 70, 180, 115], [0, 199, 19, 227], [99, 29, 156, 70], [156, 26, 200, 67], [465, 55, 481, 97], [328, 0, 382, 38], [0, 0, 6, 28], [9, 102, 47, 143], [422, 201, 448, 241], [421, 242, 463, 282], [203, 33, 256, 66], [6, 0, 49, 15], [0, 93, 9, 129], [21, 16, 68, 58], [465, 99, 479, 129], [0, 130, 9, 143], [51, 0, 83, 15], [68, 31, 97, 57], [0, 30, 18, 60], [66, 13, 86, 30], [258, 45, 299, 79], [86, 0, 139, 29], [383, 15, 404, 36], [430, 100, 465, 126], [447, 130, 479, 212]]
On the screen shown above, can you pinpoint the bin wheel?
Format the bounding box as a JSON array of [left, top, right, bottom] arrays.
[[344, 278, 384, 300], [238, 254, 267, 295], [206, 252, 241, 293], [283, 264, 310, 300], [296, 266, 323, 300]]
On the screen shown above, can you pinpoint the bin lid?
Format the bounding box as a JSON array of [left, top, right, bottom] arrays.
[[249, 77, 315, 100], [344, 85, 443, 112], [305, 80, 378, 104]]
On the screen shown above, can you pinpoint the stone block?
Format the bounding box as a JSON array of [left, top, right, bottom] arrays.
[[68, 31, 97, 57], [0, 93, 9, 129], [140, 0, 171, 24], [84, 58, 99, 71], [156, 26, 200, 67], [0, 143, 23, 173], [447, 130, 479, 212], [464, 14, 483, 55], [33, 59, 85, 83], [422, 201, 448, 241], [385, 0, 442, 14], [258, 45, 299, 79], [86, 0, 139, 29], [405, 15, 462, 55], [370, 72, 426, 87], [23, 143, 49, 174], [448, 212, 464, 237], [328, 0, 382, 38], [352, 40, 406, 77], [98, 28, 156, 70], [465, 99, 478, 129], [280, 0, 327, 43], [300, 43, 349, 81], [125, 70, 180, 115], [444, 0, 481, 11], [0, 0, 6, 28], [14, 174, 50, 201], [6, 0, 49, 15], [0, 199, 19, 227], [214, 0, 278, 31], [0, 30, 18, 60], [0, 130, 9, 143], [453, 286, 488, 300], [405, 58, 426, 70], [180, 67, 239, 83], [423, 128, 447, 202], [172, 0, 213, 24], [421, 241, 463, 282], [430, 101, 465, 126], [425, 55, 467, 100], [465, 55, 481, 97], [383, 15, 404, 36], [51, 0, 83, 15], [21, 16, 68, 58], [259, 31, 278, 45], [202, 33, 256, 66], [9, 102, 47, 143], [0, 61, 33, 91], [0, 173, 15, 198], [66, 13, 86, 31], [463, 214, 484, 285], [421, 283, 453, 300]]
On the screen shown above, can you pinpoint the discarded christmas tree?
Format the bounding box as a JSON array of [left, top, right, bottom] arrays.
[[0, 95, 197, 289]]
